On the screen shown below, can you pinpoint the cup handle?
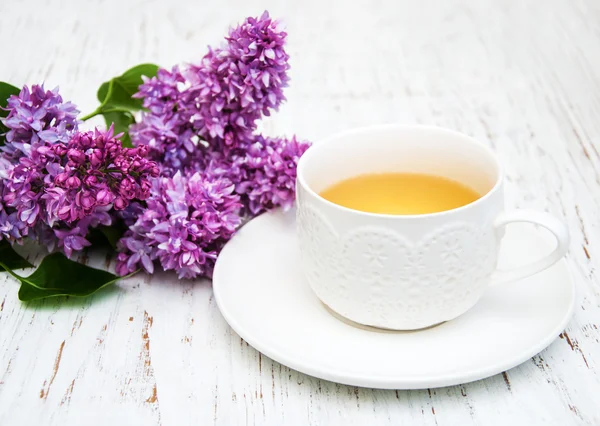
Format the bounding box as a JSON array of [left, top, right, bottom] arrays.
[[491, 209, 570, 285]]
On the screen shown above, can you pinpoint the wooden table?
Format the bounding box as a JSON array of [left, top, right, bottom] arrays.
[[1, 0, 599, 424]]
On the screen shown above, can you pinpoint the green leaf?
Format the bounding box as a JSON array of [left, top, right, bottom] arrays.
[[0, 240, 33, 271], [97, 81, 110, 104], [105, 63, 159, 104], [82, 64, 159, 147], [0, 82, 20, 146], [84, 63, 159, 119], [0, 252, 127, 301]]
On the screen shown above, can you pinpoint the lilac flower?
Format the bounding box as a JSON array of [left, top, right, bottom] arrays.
[[200, 135, 310, 215], [0, 84, 79, 162], [0, 94, 158, 258], [119, 8, 308, 278], [2, 125, 158, 231], [115, 133, 308, 276], [120, 237, 155, 274], [1, 155, 46, 228], [0, 211, 25, 241], [29, 222, 59, 252], [31, 206, 113, 257], [131, 11, 290, 172], [116, 171, 242, 279], [0, 180, 26, 241], [54, 227, 91, 258], [134, 66, 186, 116], [185, 11, 289, 148], [41, 125, 159, 224], [130, 66, 194, 170], [117, 201, 145, 227], [237, 135, 310, 214]]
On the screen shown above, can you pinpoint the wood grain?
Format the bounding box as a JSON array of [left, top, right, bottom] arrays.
[[1, 0, 600, 424]]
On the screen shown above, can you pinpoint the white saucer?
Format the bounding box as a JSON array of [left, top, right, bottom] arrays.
[[213, 209, 575, 389]]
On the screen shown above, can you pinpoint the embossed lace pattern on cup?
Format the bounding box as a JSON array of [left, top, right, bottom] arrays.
[[297, 205, 498, 328]]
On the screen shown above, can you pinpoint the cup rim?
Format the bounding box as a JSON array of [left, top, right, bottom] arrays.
[[297, 124, 504, 219]]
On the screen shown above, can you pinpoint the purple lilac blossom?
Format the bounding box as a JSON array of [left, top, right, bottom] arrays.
[[201, 135, 311, 215], [0, 84, 79, 162], [0, 91, 158, 258], [130, 11, 290, 172], [44, 126, 159, 223], [116, 171, 241, 279], [235, 135, 310, 214], [118, 12, 310, 279], [0, 180, 26, 241], [129, 66, 193, 171], [113, 133, 308, 278], [2, 125, 158, 231], [185, 10, 290, 149]]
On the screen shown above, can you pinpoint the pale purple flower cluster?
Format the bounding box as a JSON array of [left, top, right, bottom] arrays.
[[131, 11, 290, 171], [116, 12, 310, 279], [1, 84, 79, 161], [116, 171, 241, 278], [130, 66, 191, 170], [236, 135, 310, 214], [185, 10, 290, 149], [115, 133, 309, 278], [203, 135, 311, 215]]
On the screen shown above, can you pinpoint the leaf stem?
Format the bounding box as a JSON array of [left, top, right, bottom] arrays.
[[81, 107, 137, 121], [0, 260, 25, 281], [81, 110, 100, 121]]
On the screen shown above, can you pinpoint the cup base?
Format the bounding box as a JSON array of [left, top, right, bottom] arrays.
[[322, 303, 447, 332]]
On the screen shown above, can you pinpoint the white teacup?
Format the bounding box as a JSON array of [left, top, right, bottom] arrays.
[[296, 125, 570, 330]]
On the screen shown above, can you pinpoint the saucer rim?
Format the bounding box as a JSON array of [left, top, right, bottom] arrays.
[[213, 213, 577, 389]]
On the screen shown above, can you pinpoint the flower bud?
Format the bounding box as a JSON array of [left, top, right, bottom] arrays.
[[65, 176, 81, 189], [96, 189, 113, 206], [114, 197, 126, 210], [89, 149, 103, 167], [67, 148, 86, 165], [55, 172, 69, 185], [83, 175, 99, 187]]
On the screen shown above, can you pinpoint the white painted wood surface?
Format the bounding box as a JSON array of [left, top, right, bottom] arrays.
[[1, 0, 599, 424]]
